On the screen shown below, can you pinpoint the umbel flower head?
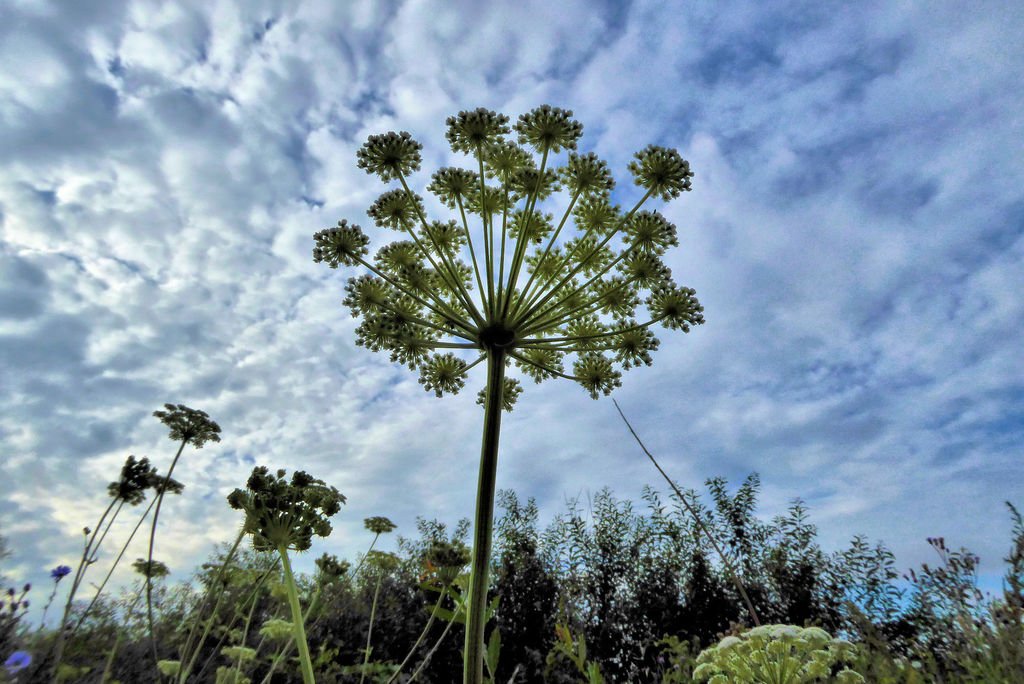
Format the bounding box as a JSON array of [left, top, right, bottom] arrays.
[[363, 516, 397, 535], [153, 403, 222, 448], [314, 105, 703, 410], [693, 624, 865, 684], [227, 467, 346, 553], [132, 558, 170, 579], [107, 455, 158, 505]]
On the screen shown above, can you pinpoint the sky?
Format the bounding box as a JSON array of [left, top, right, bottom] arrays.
[[1, 0, 1023, 627]]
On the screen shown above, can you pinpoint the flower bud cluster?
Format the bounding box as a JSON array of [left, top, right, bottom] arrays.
[[227, 467, 345, 553], [693, 624, 864, 684]]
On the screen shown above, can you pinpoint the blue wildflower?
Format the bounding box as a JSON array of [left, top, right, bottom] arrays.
[[4, 650, 31, 674], [50, 565, 71, 581]]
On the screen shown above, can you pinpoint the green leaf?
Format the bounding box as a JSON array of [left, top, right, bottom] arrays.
[[485, 627, 502, 679]]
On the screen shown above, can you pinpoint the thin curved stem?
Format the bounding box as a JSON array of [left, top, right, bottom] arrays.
[[176, 528, 247, 683], [611, 399, 761, 627], [410, 601, 464, 683], [385, 587, 447, 684], [360, 572, 384, 684], [70, 496, 159, 636], [145, 439, 188, 667], [476, 145, 496, 319], [507, 187, 582, 319], [352, 255, 477, 340]]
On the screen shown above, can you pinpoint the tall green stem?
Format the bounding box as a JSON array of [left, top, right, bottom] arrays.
[[278, 545, 316, 684], [146, 439, 188, 665], [464, 347, 506, 684]]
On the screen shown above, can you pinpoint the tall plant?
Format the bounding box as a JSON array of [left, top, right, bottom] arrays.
[[314, 105, 703, 683]]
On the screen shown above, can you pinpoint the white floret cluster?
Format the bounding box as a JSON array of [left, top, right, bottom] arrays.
[[692, 624, 865, 684]]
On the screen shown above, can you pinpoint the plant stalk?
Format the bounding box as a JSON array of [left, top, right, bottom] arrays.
[[464, 346, 506, 684], [278, 545, 317, 684]]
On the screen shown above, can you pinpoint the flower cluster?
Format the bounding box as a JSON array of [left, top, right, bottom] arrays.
[[152, 403, 222, 449], [693, 624, 865, 683], [363, 516, 397, 535], [424, 540, 471, 587], [316, 106, 703, 409], [315, 553, 350, 582], [106, 455, 159, 505], [227, 467, 346, 552]]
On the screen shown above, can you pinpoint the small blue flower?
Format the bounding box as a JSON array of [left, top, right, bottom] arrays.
[[50, 565, 71, 581], [4, 650, 31, 674]]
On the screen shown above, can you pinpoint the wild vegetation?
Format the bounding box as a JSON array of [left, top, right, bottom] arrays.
[[1, 407, 1021, 682], [3, 107, 1021, 682]]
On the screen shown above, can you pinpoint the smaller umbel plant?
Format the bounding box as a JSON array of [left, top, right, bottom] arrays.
[[227, 466, 345, 684], [692, 624, 865, 684]]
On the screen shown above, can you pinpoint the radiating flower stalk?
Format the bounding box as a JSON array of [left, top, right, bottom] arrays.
[[315, 105, 703, 683], [227, 466, 345, 684], [145, 404, 221, 666], [49, 453, 177, 682], [359, 549, 399, 684]]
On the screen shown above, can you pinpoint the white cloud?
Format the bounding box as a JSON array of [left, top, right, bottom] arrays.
[[1, 0, 1022, 624]]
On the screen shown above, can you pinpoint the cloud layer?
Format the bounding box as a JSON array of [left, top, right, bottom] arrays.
[[2, 0, 1022, 618]]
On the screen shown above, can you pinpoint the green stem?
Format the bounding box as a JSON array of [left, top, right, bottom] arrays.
[[395, 172, 486, 327], [146, 439, 188, 666], [501, 147, 549, 320], [50, 496, 120, 682], [69, 496, 159, 637], [508, 187, 582, 318], [360, 572, 384, 684], [385, 587, 447, 684], [177, 529, 247, 684], [464, 347, 506, 684], [410, 601, 464, 683], [509, 186, 655, 329], [278, 545, 316, 684]]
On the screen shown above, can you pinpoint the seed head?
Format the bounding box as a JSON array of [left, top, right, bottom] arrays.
[[446, 108, 511, 153], [312, 219, 370, 268], [356, 131, 422, 182], [132, 558, 169, 579], [560, 152, 614, 196], [152, 404, 221, 449], [514, 105, 583, 153], [108, 455, 158, 505], [368, 189, 424, 230], [315, 553, 350, 581], [363, 516, 397, 535], [628, 145, 694, 200], [418, 353, 469, 397], [318, 106, 705, 409]]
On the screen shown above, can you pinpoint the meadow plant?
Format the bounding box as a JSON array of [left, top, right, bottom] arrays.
[[145, 404, 222, 661], [692, 624, 865, 683], [227, 466, 345, 684], [315, 104, 702, 683], [49, 453, 175, 681]]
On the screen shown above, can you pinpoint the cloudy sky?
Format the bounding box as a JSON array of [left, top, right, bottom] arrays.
[[2, 0, 1022, 624]]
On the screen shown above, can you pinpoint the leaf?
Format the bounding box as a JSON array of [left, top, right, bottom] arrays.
[[486, 627, 502, 679]]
